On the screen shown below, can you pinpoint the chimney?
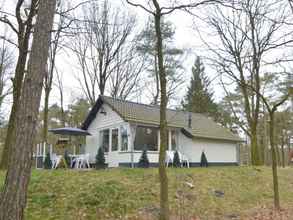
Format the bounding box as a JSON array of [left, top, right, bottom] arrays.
[[188, 113, 192, 129]]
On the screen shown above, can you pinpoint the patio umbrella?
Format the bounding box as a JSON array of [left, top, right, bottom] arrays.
[[48, 127, 91, 136]]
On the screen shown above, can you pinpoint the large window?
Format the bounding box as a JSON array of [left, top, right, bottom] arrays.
[[111, 128, 118, 151], [99, 129, 109, 152], [120, 126, 128, 151], [134, 126, 158, 151]]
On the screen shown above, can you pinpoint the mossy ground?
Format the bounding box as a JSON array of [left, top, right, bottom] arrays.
[[0, 166, 293, 220]]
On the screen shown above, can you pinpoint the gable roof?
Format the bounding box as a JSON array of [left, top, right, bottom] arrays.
[[82, 95, 242, 142]]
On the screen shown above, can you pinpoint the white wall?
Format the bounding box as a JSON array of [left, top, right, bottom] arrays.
[[85, 104, 238, 167], [117, 152, 159, 164], [179, 132, 238, 163], [85, 103, 128, 164]]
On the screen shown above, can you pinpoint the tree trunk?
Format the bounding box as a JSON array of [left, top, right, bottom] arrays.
[[281, 133, 285, 168], [153, 55, 159, 105], [56, 72, 66, 127], [250, 125, 261, 165], [0, 0, 37, 169], [60, 96, 66, 127], [269, 112, 280, 210], [0, 0, 57, 219], [287, 137, 291, 166], [43, 32, 59, 142], [152, 1, 169, 219], [0, 46, 28, 169], [42, 87, 50, 142], [281, 143, 285, 168]]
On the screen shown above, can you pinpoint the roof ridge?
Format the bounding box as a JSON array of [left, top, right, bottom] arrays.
[[100, 95, 205, 116], [101, 95, 161, 109]]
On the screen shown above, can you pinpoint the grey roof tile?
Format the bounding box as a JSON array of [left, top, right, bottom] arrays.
[[100, 96, 242, 142]]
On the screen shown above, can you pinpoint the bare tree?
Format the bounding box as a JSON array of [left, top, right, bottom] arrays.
[[200, 0, 293, 165], [43, 13, 62, 142], [109, 37, 145, 100], [70, 0, 136, 106], [0, 0, 38, 169], [54, 69, 66, 127], [43, 1, 74, 142], [0, 36, 13, 110], [201, 0, 293, 208], [236, 71, 291, 209], [0, 0, 57, 219], [126, 1, 218, 219], [42, 0, 91, 141], [264, 97, 289, 210]]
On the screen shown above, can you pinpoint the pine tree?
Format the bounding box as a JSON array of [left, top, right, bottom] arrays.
[[44, 152, 52, 169], [182, 57, 218, 116], [137, 17, 184, 104], [173, 151, 181, 168], [95, 147, 106, 169], [138, 150, 150, 168], [200, 151, 208, 167]]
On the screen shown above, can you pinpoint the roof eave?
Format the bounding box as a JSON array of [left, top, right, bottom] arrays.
[[181, 128, 243, 143]]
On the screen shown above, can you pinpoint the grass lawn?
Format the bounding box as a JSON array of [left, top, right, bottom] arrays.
[[0, 166, 293, 220]]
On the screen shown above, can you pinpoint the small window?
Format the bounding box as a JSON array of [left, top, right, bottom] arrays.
[[120, 126, 128, 151], [99, 129, 109, 152], [112, 128, 118, 151]]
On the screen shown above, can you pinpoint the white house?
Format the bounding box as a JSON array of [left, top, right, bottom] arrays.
[[81, 96, 243, 167]]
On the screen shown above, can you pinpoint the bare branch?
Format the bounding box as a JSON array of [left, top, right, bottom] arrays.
[[0, 36, 18, 48], [161, 0, 220, 15], [125, 0, 155, 15], [0, 17, 18, 34]]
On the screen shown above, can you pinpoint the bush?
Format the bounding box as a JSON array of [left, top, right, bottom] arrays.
[[96, 147, 106, 169], [173, 151, 181, 168], [64, 150, 71, 167], [138, 150, 149, 168], [43, 152, 52, 169], [200, 151, 208, 167]]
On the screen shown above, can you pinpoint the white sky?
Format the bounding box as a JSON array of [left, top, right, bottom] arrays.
[[0, 0, 291, 118], [0, 1, 222, 112]]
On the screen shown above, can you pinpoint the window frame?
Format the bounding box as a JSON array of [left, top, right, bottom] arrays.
[[111, 128, 119, 152], [120, 125, 129, 152], [99, 129, 110, 153], [134, 125, 159, 152]]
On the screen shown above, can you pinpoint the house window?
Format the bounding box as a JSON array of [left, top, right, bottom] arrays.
[[171, 130, 177, 150], [111, 128, 118, 151], [99, 129, 109, 152], [120, 126, 128, 151], [134, 126, 158, 151]]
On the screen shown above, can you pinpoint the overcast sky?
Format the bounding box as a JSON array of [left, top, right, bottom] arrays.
[[0, 1, 226, 113], [52, 0, 216, 108], [1, 0, 291, 117]]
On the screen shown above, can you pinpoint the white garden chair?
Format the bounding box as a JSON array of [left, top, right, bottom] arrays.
[[82, 153, 90, 168], [51, 154, 62, 169], [178, 151, 190, 168], [74, 154, 90, 169], [165, 150, 174, 167], [70, 154, 81, 168]]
